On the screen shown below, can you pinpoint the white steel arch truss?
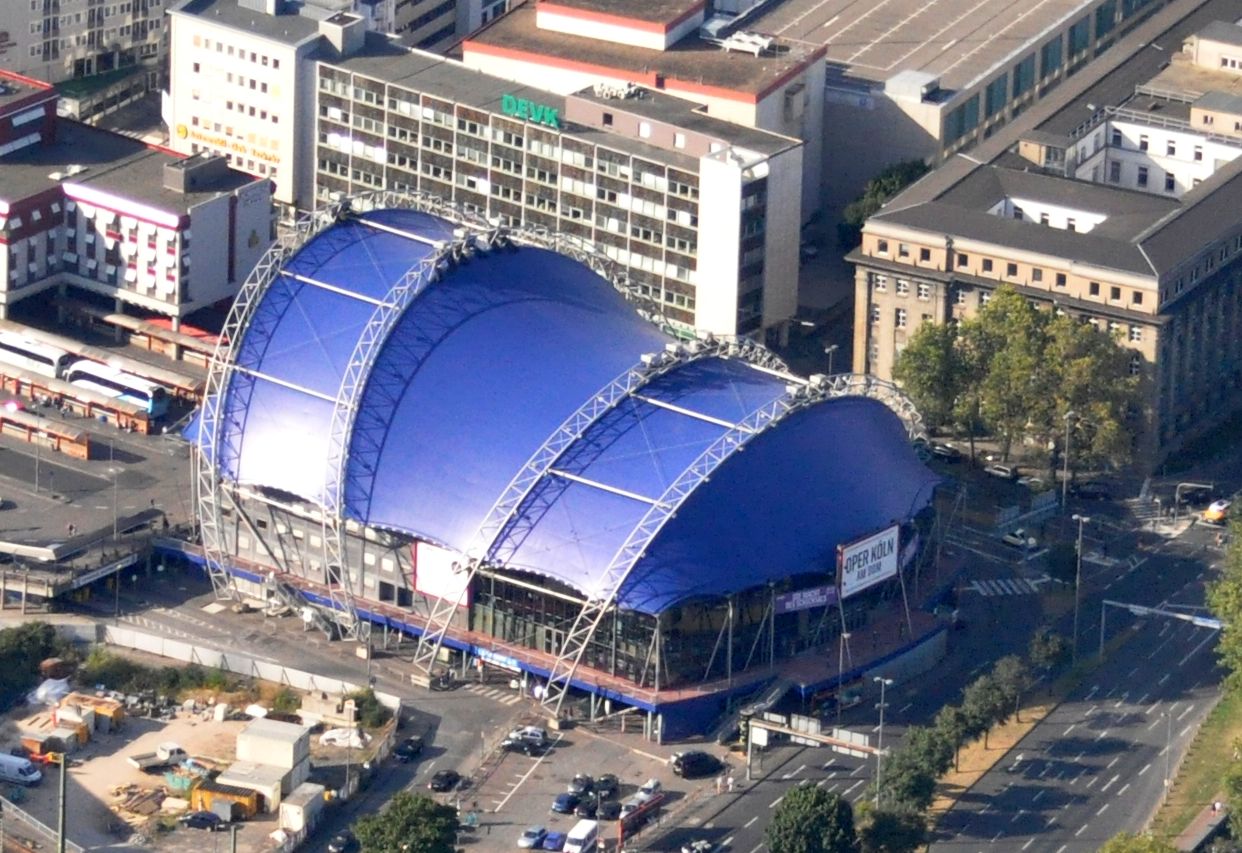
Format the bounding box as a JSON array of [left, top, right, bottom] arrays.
[[406, 333, 786, 682], [538, 372, 929, 715]]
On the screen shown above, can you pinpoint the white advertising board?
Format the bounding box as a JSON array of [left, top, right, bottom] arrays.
[[838, 525, 900, 599], [412, 541, 471, 607]]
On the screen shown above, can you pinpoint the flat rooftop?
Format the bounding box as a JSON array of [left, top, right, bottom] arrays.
[[169, 0, 325, 45], [240, 717, 308, 744], [542, 0, 703, 26], [465, 2, 821, 99], [0, 73, 53, 115], [323, 35, 798, 165], [748, 0, 1093, 91], [0, 121, 256, 212]]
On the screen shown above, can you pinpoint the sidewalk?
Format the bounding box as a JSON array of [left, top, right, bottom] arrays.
[[1173, 803, 1229, 851]]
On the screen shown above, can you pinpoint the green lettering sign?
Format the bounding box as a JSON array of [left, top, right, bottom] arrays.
[[500, 92, 561, 130]]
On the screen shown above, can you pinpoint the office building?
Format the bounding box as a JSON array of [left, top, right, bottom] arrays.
[[316, 37, 804, 335], [850, 13, 1242, 467]]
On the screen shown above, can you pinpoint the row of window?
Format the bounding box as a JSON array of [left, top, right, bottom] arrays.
[[190, 36, 281, 69], [1109, 128, 1204, 161], [872, 296, 1146, 343]]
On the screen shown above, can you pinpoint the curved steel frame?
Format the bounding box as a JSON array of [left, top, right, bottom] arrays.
[[406, 334, 783, 679], [537, 372, 928, 714], [194, 202, 347, 602]]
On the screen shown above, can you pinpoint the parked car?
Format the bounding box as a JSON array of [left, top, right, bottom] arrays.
[[1017, 475, 1046, 491], [552, 792, 581, 814], [327, 831, 357, 853], [1071, 481, 1114, 501], [179, 812, 226, 832], [682, 841, 715, 853], [1204, 499, 1233, 524], [568, 774, 594, 795], [394, 736, 424, 762], [502, 737, 546, 757], [597, 800, 622, 821], [542, 831, 567, 851], [984, 463, 1019, 481], [518, 826, 548, 849], [509, 725, 549, 746], [637, 778, 662, 800], [428, 769, 461, 792], [672, 751, 722, 779], [1001, 528, 1038, 550], [575, 795, 598, 818], [931, 443, 962, 462], [593, 773, 619, 798]]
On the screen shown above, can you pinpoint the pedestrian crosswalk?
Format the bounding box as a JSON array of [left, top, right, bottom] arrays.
[[969, 578, 1041, 597], [462, 681, 523, 706]]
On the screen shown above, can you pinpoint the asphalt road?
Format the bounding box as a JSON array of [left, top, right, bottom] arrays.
[[929, 523, 1226, 851]]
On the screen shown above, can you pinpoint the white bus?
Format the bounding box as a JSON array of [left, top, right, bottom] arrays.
[[0, 331, 72, 379], [64, 360, 170, 417]]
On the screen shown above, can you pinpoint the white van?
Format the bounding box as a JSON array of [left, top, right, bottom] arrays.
[[0, 755, 42, 786], [564, 819, 598, 853]]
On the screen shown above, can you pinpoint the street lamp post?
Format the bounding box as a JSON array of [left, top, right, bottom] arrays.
[[110, 441, 118, 541], [825, 344, 840, 375], [836, 631, 852, 727], [873, 676, 893, 807], [1164, 709, 1172, 802], [1061, 411, 1077, 510], [1072, 514, 1091, 664]]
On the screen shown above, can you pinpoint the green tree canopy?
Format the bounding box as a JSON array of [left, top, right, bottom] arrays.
[[1098, 832, 1178, 853], [0, 622, 62, 708], [892, 284, 1140, 466], [857, 808, 926, 853], [1206, 517, 1242, 690], [838, 160, 930, 249], [961, 673, 1007, 746], [354, 792, 458, 853], [933, 705, 970, 770], [990, 655, 1032, 722], [766, 784, 858, 853], [1028, 627, 1070, 674]]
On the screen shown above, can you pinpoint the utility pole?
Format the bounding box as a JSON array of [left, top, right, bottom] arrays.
[[836, 631, 851, 727], [873, 676, 893, 807], [1061, 411, 1077, 510], [1072, 514, 1090, 664], [56, 753, 66, 853]]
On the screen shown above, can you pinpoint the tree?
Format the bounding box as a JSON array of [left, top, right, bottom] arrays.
[[990, 655, 1031, 722], [961, 674, 1006, 748], [872, 742, 939, 812], [933, 705, 970, 770], [893, 323, 964, 431], [354, 792, 458, 853], [1044, 541, 1080, 586], [838, 160, 930, 248], [901, 725, 953, 778], [1225, 755, 1242, 841], [1028, 628, 1070, 675], [0, 622, 62, 708], [1098, 832, 1178, 853], [766, 784, 857, 853], [974, 288, 1053, 461], [1207, 518, 1242, 690], [1038, 312, 1140, 477], [857, 808, 925, 853]]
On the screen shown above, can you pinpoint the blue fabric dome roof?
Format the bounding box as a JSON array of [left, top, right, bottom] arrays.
[[211, 209, 939, 614]]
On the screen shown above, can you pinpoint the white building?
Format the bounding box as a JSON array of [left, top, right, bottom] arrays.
[[166, 0, 375, 209], [0, 70, 273, 322]]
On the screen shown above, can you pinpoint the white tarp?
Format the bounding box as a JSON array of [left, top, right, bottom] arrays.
[[27, 678, 70, 706]]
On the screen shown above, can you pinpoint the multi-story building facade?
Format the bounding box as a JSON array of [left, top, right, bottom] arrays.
[[459, 0, 826, 224], [314, 37, 803, 336], [850, 18, 1242, 468], [1, 0, 166, 85], [0, 71, 273, 323]]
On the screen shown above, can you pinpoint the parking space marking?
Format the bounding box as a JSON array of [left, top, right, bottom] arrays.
[[572, 726, 668, 763], [492, 732, 564, 813]]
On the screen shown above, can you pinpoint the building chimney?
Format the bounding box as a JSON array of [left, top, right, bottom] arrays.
[[319, 13, 366, 57]]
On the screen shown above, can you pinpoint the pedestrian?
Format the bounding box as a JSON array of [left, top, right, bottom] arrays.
[[727, 776, 735, 793], [715, 776, 722, 795]]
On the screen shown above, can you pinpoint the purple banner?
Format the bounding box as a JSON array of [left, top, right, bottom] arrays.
[[775, 584, 839, 615]]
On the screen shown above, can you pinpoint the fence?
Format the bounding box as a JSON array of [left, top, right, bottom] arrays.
[[0, 790, 85, 853], [101, 626, 402, 714]]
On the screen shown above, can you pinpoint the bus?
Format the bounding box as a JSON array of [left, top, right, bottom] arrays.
[[64, 360, 170, 417], [0, 332, 72, 379]]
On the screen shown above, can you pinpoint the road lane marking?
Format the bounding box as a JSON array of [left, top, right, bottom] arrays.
[[745, 817, 758, 828], [1117, 783, 1131, 797], [1063, 724, 1077, 736], [493, 733, 563, 812], [1022, 840, 1034, 850], [1107, 757, 1120, 769], [769, 796, 783, 808], [1096, 729, 1110, 740], [1087, 776, 1098, 789], [843, 780, 864, 796], [1012, 809, 1025, 823], [1101, 774, 1119, 791], [1147, 702, 1160, 714], [1177, 704, 1195, 722], [1158, 673, 1170, 685], [1088, 704, 1099, 715], [1140, 763, 1151, 775], [1181, 724, 1194, 738], [1180, 629, 1219, 666], [817, 779, 827, 787], [1148, 718, 1162, 730], [749, 845, 764, 853], [898, 703, 913, 714], [1097, 803, 1110, 816], [1137, 693, 1150, 706], [1114, 692, 1129, 708], [723, 837, 734, 848], [1075, 824, 1088, 837]]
